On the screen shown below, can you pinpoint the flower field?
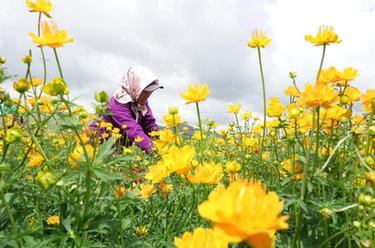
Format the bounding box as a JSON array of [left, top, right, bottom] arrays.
[[1, 1, 375, 248]]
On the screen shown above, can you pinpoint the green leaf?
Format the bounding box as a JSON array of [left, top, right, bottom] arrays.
[[92, 167, 124, 182]]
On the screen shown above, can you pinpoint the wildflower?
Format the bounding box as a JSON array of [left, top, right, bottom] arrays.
[[284, 86, 301, 97], [163, 145, 195, 176], [139, 183, 156, 200], [46, 215, 60, 226], [187, 161, 223, 185], [365, 172, 375, 185], [248, 30, 272, 48], [227, 104, 241, 114], [180, 84, 211, 104], [28, 152, 44, 168], [114, 186, 126, 197], [182, 126, 189, 132], [135, 225, 149, 237], [159, 180, 173, 197], [163, 113, 181, 128], [68, 144, 95, 169], [198, 180, 288, 247], [338, 67, 359, 84], [22, 55, 32, 64], [193, 131, 206, 140], [241, 112, 252, 121], [305, 25, 341, 46], [95, 90, 109, 103], [134, 136, 144, 143], [43, 77, 68, 96], [225, 161, 241, 174], [5, 128, 24, 143], [36, 167, 57, 189], [31, 77, 42, 87], [281, 158, 304, 180], [267, 97, 285, 117], [26, 0, 54, 17], [29, 21, 74, 48], [318, 66, 340, 84], [13, 79, 31, 93], [298, 83, 338, 108], [145, 161, 170, 184], [343, 87, 361, 103], [174, 228, 229, 248], [361, 89, 375, 113], [168, 106, 179, 115]]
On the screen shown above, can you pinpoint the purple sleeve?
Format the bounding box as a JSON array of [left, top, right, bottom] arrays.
[[109, 98, 154, 153], [141, 101, 160, 134]]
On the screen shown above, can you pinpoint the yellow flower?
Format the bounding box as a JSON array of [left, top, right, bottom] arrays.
[[43, 77, 68, 96], [114, 186, 126, 197], [13, 79, 31, 93], [298, 83, 338, 108], [193, 131, 206, 140], [343, 87, 361, 103], [180, 84, 211, 104], [28, 152, 44, 168], [68, 144, 95, 169], [227, 104, 241, 114], [135, 225, 149, 237], [46, 215, 60, 225], [287, 104, 301, 119], [241, 112, 252, 121], [25, 0, 54, 17], [248, 30, 272, 48], [225, 161, 241, 174], [134, 136, 144, 143], [284, 86, 301, 97], [361, 89, 375, 113], [29, 21, 74, 48], [318, 66, 340, 84], [145, 161, 170, 184], [305, 25, 341, 46], [162, 145, 195, 176], [31, 77, 42, 87], [174, 227, 229, 248], [139, 183, 156, 200], [187, 161, 223, 185], [198, 180, 288, 247], [159, 180, 173, 197], [281, 158, 304, 180], [267, 97, 285, 117], [163, 113, 181, 128], [338, 67, 359, 83]]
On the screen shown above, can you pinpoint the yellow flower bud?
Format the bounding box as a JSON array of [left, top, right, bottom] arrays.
[[13, 79, 31, 93], [95, 90, 109, 103], [43, 77, 68, 96], [22, 55, 32, 64]]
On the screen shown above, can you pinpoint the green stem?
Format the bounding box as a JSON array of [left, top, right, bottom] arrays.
[[1, 194, 22, 248], [53, 48, 64, 80], [316, 44, 327, 82], [257, 47, 267, 161]]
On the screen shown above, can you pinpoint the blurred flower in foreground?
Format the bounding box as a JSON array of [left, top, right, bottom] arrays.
[[180, 84, 211, 104], [305, 25, 341, 46], [174, 227, 228, 248], [198, 180, 288, 247], [29, 21, 74, 48], [248, 30, 271, 48], [26, 0, 54, 18]]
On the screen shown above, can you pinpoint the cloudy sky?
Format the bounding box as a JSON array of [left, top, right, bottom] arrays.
[[1, 0, 374, 127]]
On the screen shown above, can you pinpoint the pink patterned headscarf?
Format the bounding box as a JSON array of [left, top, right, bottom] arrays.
[[114, 66, 160, 121], [115, 66, 159, 104]]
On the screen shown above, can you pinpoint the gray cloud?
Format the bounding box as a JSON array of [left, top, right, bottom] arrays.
[[1, 0, 374, 127]]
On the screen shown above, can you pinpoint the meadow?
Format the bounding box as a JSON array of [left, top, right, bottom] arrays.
[[0, 1, 374, 247]]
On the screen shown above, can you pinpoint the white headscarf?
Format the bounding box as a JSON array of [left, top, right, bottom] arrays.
[[114, 66, 159, 121]]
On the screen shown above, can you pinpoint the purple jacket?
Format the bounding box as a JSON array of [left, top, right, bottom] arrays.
[[92, 97, 159, 153]]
